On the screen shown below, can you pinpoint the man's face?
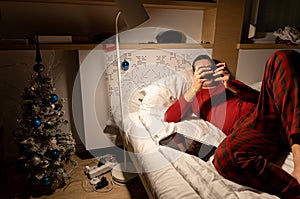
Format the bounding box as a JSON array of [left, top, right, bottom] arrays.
[[194, 59, 218, 86], [194, 59, 212, 72]]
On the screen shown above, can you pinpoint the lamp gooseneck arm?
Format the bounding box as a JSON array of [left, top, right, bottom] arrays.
[[115, 11, 128, 166], [115, 11, 124, 131]]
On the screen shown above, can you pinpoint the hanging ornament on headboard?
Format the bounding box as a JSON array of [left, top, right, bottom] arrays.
[[121, 59, 130, 71], [33, 34, 45, 77]]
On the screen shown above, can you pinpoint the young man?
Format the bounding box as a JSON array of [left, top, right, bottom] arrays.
[[164, 54, 259, 154]]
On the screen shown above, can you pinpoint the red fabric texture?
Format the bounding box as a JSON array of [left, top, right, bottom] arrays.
[[164, 80, 259, 136], [214, 50, 300, 199]]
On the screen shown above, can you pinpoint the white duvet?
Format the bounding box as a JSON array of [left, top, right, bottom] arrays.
[[124, 110, 294, 199]]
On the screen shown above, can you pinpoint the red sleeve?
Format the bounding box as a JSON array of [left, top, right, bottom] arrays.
[[164, 95, 191, 122], [231, 80, 260, 104]]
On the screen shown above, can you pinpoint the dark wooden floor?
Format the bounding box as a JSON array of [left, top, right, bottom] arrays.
[[2, 152, 149, 199]]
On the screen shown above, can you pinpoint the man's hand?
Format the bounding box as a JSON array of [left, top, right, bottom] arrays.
[[184, 67, 211, 102], [192, 66, 211, 92], [213, 62, 231, 88], [291, 144, 300, 184], [213, 63, 240, 94]]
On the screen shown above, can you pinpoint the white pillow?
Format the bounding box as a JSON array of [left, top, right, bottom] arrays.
[[139, 84, 176, 109], [128, 88, 146, 113], [138, 84, 176, 140], [137, 72, 193, 134], [127, 70, 193, 114], [137, 72, 193, 135], [250, 81, 262, 91], [152, 70, 193, 99]]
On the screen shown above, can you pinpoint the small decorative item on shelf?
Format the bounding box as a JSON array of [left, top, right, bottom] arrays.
[[156, 30, 186, 43], [274, 26, 300, 45]]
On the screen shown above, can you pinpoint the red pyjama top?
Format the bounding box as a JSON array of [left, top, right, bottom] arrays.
[[164, 80, 259, 135]]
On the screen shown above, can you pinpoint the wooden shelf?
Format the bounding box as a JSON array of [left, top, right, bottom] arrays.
[[0, 44, 100, 51], [0, 43, 213, 50], [237, 43, 300, 49], [143, 1, 216, 10], [119, 43, 213, 49], [4, 0, 216, 10]]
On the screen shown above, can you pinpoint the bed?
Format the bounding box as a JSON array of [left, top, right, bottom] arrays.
[[108, 63, 295, 199]]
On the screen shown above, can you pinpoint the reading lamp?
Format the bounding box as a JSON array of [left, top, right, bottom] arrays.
[[112, 0, 149, 183]]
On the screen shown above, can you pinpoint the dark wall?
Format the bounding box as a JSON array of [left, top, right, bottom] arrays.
[[256, 0, 300, 32]]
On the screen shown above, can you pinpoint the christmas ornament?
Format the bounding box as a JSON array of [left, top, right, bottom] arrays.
[[51, 149, 60, 160], [41, 176, 51, 186], [121, 59, 130, 70], [50, 94, 58, 103], [31, 155, 41, 166], [40, 160, 50, 169], [33, 63, 45, 73], [54, 104, 62, 111], [32, 118, 42, 129]]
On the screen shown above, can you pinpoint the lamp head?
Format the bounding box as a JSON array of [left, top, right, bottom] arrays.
[[115, 0, 149, 29]]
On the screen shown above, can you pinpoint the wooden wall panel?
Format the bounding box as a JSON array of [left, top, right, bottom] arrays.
[[212, 0, 246, 78], [202, 8, 217, 44]]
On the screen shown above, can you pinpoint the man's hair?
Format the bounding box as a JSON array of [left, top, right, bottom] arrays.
[[192, 55, 215, 72]]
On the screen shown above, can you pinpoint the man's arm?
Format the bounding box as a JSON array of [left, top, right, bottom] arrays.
[[214, 63, 259, 103], [226, 80, 260, 103], [165, 69, 204, 122]]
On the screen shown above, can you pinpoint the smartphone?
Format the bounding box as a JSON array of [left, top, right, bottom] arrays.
[[200, 63, 218, 80]]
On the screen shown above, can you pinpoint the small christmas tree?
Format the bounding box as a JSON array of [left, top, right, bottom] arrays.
[[14, 36, 77, 196]]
